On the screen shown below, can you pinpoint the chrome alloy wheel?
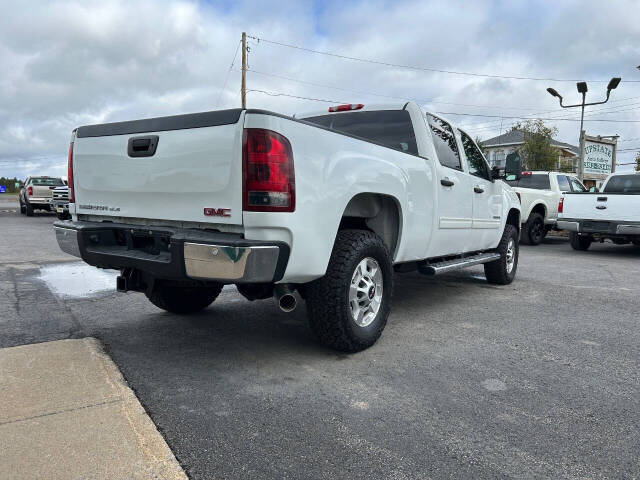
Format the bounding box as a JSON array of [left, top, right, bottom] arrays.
[[349, 257, 383, 327], [506, 238, 516, 274]]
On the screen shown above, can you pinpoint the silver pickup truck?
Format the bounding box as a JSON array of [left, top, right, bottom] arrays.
[[19, 176, 66, 216]]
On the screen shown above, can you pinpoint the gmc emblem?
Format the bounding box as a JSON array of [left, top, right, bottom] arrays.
[[204, 208, 231, 217]]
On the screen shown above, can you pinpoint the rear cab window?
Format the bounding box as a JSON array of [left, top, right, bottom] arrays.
[[506, 174, 551, 190], [303, 110, 418, 155], [30, 177, 64, 187], [603, 175, 640, 193]]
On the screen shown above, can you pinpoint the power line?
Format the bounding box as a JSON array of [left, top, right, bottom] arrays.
[[215, 40, 242, 108], [437, 111, 640, 123], [244, 68, 567, 112], [248, 35, 640, 83], [246, 89, 346, 104]]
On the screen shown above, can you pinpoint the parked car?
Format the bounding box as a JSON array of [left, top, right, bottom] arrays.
[[558, 172, 640, 250], [52, 185, 70, 220], [54, 102, 521, 351], [506, 171, 586, 245], [19, 176, 65, 216]]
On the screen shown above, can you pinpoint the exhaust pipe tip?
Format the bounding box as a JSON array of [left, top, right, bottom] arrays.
[[278, 293, 297, 313], [274, 284, 297, 313]]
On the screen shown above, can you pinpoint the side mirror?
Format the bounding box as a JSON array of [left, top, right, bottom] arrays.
[[589, 186, 599, 193], [491, 166, 506, 180]]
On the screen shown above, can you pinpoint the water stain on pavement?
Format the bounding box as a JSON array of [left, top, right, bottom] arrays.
[[37, 262, 118, 299]]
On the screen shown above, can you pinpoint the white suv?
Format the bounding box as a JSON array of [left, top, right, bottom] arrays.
[[507, 171, 586, 245]]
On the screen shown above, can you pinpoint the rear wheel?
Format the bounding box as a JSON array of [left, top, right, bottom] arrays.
[[306, 230, 393, 352], [569, 232, 592, 251], [484, 224, 519, 285], [145, 282, 223, 314], [19, 200, 26, 215], [522, 212, 545, 245], [25, 201, 34, 217]]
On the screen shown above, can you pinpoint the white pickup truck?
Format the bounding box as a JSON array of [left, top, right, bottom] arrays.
[[506, 171, 586, 245], [54, 102, 521, 351], [558, 172, 640, 251]]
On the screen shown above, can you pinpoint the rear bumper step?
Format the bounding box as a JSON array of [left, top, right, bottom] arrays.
[[558, 218, 640, 236], [418, 252, 501, 275], [53, 220, 289, 283]]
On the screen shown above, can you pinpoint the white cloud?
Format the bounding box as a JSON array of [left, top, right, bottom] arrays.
[[0, 0, 639, 178]]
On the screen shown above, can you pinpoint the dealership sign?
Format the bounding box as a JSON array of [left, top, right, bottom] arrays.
[[583, 136, 616, 175]]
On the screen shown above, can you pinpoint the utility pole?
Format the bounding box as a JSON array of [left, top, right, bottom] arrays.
[[546, 77, 620, 183], [241, 32, 247, 109]]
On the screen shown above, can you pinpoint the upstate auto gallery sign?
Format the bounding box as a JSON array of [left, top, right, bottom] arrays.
[[583, 138, 615, 175]]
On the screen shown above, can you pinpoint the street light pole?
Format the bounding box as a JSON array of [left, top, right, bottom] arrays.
[[546, 77, 620, 183]]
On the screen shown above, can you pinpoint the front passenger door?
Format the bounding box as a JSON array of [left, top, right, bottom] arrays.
[[459, 130, 503, 250]]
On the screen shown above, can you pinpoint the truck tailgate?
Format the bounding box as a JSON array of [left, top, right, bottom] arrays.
[[73, 109, 244, 225], [563, 193, 640, 222]]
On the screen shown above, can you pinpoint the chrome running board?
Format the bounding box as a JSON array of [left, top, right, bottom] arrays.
[[418, 252, 501, 275]]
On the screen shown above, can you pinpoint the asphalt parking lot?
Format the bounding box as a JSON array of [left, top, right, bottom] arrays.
[[1, 196, 639, 479]]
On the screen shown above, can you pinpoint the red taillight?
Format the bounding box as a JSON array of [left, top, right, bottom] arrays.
[[67, 142, 75, 203], [328, 103, 364, 112], [558, 197, 564, 213], [242, 129, 295, 212], [521, 171, 532, 176], [27, 186, 33, 196], [516, 192, 521, 202]]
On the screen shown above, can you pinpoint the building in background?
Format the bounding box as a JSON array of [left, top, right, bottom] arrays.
[[481, 130, 578, 172]]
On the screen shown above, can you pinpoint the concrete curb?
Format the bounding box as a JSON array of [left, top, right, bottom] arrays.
[[0, 338, 188, 480]]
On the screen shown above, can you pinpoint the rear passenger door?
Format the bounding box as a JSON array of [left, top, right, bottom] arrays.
[[426, 114, 475, 257], [459, 130, 503, 249]]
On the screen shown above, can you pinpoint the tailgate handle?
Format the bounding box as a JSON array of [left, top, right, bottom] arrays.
[[128, 135, 159, 157], [597, 197, 607, 201]]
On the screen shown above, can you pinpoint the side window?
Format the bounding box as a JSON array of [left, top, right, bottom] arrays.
[[459, 130, 489, 179], [556, 175, 570, 192], [569, 177, 586, 192], [427, 114, 461, 170]]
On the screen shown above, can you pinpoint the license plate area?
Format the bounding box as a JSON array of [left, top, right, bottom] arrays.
[[81, 228, 172, 263], [583, 221, 611, 232]]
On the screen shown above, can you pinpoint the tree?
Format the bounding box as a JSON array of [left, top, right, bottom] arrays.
[[635, 151, 640, 172], [510, 120, 560, 171], [475, 136, 488, 155]]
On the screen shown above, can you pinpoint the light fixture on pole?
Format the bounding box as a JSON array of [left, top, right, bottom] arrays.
[[546, 77, 621, 182]]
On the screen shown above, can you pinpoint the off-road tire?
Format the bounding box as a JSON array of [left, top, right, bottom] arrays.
[[19, 200, 26, 215], [484, 224, 519, 285], [522, 212, 545, 245], [145, 282, 223, 314], [25, 201, 34, 217], [569, 232, 592, 251], [306, 229, 393, 352]]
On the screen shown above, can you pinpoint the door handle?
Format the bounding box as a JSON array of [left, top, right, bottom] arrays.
[[440, 178, 454, 187], [474, 186, 484, 193]]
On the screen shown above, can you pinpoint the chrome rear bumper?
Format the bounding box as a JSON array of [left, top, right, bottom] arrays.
[[183, 243, 280, 282], [53, 220, 289, 283]]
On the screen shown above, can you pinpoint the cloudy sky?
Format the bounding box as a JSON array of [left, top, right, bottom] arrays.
[[1, 0, 639, 180]]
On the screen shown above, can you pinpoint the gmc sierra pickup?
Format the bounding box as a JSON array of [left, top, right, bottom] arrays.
[[558, 172, 640, 250], [54, 102, 521, 351]]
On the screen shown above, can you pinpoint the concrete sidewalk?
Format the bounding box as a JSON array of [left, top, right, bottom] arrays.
[[0, 338, 187, 480]]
